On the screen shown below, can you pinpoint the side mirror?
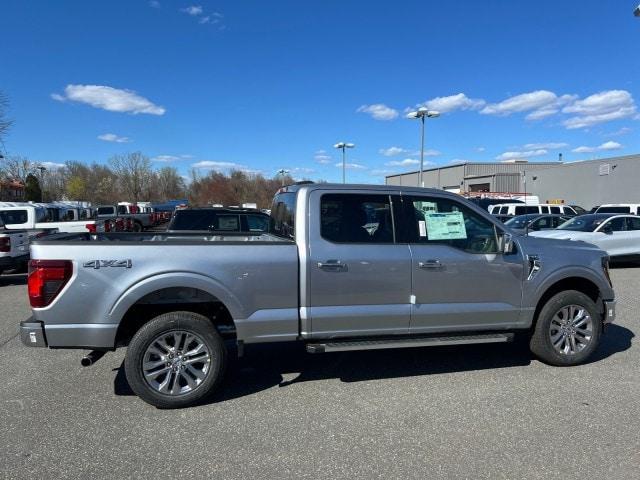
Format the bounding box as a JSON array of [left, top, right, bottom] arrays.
[[500, 232, 515, 254]]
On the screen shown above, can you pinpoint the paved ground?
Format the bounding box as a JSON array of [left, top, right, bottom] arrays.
[[0, 267, 638, 479]]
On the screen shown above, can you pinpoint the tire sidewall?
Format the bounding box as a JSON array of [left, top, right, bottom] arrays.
[[124, 311, 227, 408], [531, 290, 602, 366]]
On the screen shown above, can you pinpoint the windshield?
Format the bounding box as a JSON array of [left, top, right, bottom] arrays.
[[557, 215, 606, 232], [504, 214, 538, 228]]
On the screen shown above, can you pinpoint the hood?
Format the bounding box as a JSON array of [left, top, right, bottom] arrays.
[[516, 233, 603, 255], [528, 230, 590, 240]]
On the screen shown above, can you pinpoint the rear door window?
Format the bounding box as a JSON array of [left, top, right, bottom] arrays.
[[0, 210, 28, 225], [320, 194, 394, 243], [550, 206, 561, 214], [247, 214, 269, 232]]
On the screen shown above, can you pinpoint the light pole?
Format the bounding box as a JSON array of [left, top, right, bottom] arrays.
[[333, 142, 355, 184], [406, 107, 440, 187], [276, 168, 290, 186], [635, 3, 640, 16]]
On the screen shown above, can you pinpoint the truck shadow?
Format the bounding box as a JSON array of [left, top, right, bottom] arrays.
[[0, 273, 27, 286], [113, 324, 633, 406]]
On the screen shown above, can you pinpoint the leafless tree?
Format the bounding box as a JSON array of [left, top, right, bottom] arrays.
[[109, 152, 153, 203], [0, 155, 34, 183], [0, 91, 12, 146]]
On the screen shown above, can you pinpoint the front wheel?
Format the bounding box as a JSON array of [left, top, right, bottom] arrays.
[[124, 311, 227, 408], [530, 290, 602, 366]]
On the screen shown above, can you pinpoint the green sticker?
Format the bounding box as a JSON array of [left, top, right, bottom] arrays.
[[425, 212, 467, 240]]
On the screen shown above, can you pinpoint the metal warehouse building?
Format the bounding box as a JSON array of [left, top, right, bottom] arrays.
[[385, 154, 640, 210]]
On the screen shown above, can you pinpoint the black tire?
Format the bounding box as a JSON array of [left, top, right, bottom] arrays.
[[124, 311, 227, 408], [530, 290, 602, 366], [133, 221, 143, 232]]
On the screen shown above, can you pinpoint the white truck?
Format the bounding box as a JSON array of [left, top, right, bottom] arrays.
[[0, 216, 30, 274], [0, 204, 103, 234]]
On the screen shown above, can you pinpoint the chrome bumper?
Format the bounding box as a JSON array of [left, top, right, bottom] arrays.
[[603, 300, 616, 324], [20, 319, 47, 347]]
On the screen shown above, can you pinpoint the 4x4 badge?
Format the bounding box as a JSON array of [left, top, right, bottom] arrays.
[[83, 259, 132, 269]]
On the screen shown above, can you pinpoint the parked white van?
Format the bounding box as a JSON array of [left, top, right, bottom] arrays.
[[595, 204, 640, 215], [489, 203, 577, 216]]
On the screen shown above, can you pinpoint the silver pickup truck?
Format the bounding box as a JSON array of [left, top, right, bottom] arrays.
[[21, 184, 616, 408]]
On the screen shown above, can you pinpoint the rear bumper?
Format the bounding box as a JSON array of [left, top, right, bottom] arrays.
[[20, 320, 47, 347], [603, 299, 616, 325], [0, 253, 29, 269], [20, 318, 118, 349]]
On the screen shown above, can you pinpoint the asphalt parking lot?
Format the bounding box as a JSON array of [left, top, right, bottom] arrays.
[[0, 267, 638, 479]]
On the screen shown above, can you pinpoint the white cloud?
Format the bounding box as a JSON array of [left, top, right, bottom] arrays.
[[97, 133, 130, 143], [386, 158, 419, 167], [152, 155, 182, 162], [480, 91, 576, 121], [475, 147, 486, 152], [562, 90, 637, 129], [39, 162, 65, 170], [606, 127, 632, 137], [149, 0, 160, 8], [370, 169, 397, 177], [356, 103, 398, 121], [192, 160, 247, 170], [335, 162, 366, 170], [379, 146, 407, 156], [181, 5, 203, 16], [572, 141, 623, 154], [290, 167, 316, 174], [314, 150, 332, 164], [421, 93, 485, 113], [522, 142, 568, 150], [495, 149, 548, 161], [52, 84, 165, 115]]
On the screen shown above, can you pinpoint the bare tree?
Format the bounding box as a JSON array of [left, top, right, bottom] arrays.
[[109, 152, 153, 204], [155, 166, 186, 200], [0, 155, 34, 183], [0, 91, 12, 145]]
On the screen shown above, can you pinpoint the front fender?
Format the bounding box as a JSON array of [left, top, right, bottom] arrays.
[[527, 265, 611, 309], [108, 271, 245, 324]]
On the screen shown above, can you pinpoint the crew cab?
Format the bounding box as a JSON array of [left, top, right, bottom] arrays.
[[21, 184, 616, 408], [97, 204, 153, 232], [0, 204, 103, 234]]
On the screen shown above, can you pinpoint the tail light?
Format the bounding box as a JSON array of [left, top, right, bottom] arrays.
[[0, 237, 10, 253], [86, 223, 97, 233], [28, 260, 73, 308]]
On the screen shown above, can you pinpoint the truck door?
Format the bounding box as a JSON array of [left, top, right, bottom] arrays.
[[306, 191, 411, 338], [401, 193, 525, 332]]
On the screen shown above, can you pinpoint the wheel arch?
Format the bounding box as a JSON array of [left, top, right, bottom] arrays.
[[110, 273, 244, 347]]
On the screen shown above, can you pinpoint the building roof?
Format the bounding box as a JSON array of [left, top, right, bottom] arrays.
[[384, 161, 557, 178]]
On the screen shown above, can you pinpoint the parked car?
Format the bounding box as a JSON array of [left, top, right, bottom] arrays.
[[504, 214, 572, 234], [0, 217, 29, 274], [570, 205, 587, 215], [489, 203, 577, 216], [530, 214, 640, 260], [167, 208, 270, 233], [0, 204, 96, 234], [96, 204, 151, 232], [21, 183, 616, 408], [595, 204, 640, 215]]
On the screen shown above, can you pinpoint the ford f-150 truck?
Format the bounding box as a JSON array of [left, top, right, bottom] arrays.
[[20, 184, 616, 408]]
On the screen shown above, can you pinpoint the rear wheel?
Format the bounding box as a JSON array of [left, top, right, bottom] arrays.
[[124, 311, 227, 408], [133, 221, 143, 232], [530, 290, 602, 366]]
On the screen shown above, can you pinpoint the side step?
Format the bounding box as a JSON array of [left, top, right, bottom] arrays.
[[306, 333, 514, 353]]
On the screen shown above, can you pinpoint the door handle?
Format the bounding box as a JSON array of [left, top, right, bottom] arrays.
[[317, 260, 347, 270], [418, 259, 443, 269]]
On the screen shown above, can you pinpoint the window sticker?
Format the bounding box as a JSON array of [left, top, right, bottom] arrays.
[[415, 201, 438, 214], [418, 220, 427, 237], [425, 212, 467, 240]]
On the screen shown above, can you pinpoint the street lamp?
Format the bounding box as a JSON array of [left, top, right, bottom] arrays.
[[635, 3, 640, 16], [276, 168, 290, 186], [333, 142, 355, 184], [406, 107, 440, 187]]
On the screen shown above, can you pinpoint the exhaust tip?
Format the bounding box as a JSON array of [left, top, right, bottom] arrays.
[[80, 350, 106, 367]]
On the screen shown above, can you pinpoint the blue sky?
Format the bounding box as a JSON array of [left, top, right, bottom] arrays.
[[2, 0, 639, 183]]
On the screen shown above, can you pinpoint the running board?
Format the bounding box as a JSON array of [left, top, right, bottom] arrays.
[[306, 333, 514, 353]]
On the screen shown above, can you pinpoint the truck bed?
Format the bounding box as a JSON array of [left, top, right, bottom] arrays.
[[31, 231, 294, 244]]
